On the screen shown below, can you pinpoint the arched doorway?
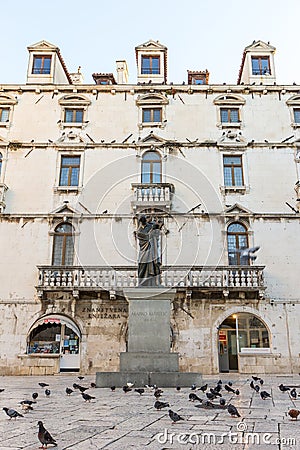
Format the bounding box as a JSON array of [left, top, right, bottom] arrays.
[[27, 315, 81, 372], [218, 312, 270, 372]]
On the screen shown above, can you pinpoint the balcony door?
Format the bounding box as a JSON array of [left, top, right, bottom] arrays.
[[141, 151, 162, 184], [52, 223, 74, 265], [227, 222, 249, 265]]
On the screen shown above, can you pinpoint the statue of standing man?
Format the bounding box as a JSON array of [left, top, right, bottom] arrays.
[[137, 215, 163, 286]]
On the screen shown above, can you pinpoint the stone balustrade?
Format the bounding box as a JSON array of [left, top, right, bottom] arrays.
[[37, 265, 265, 296], [131, 183, 174, 210]]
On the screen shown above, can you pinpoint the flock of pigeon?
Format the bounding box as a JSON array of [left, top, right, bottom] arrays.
[[1, 375, 300, 447], [1, 376, 97, 448]]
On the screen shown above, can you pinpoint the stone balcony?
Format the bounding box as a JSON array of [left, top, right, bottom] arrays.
[[37, 265, 266, 300], [0, 183, 8, 212], [131, 183, 174, 211]]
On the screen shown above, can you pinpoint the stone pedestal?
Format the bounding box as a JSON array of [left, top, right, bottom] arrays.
[[120, 287, 178, 372], [96, 287, 202, 387]]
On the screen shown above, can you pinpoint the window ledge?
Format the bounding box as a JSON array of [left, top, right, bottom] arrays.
[[220, 185, 249, 194], [54, 186, 82, 194], [62, 122, 83, 128], [139, 122, 166, 130], [18, 353, 60, 358], [239, 351, 280, 358], [0, 122, 10, 128], [219, 122, 242, 128], [291, 123, 300, 128]]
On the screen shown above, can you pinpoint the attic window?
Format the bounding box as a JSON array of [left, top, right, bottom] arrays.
[[141, 56, 160, 75], [251, 56, 270, 75], [32, 55, 52, 74]]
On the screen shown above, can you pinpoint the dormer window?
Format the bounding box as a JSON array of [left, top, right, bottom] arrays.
[[251, 56, 271, 75], [32, 55, 52, 74], [141, 55, 160, 75]]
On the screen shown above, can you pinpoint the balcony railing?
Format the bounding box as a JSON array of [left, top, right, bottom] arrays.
[[37, 265, 265, 296], [131, 183, 174, 211]]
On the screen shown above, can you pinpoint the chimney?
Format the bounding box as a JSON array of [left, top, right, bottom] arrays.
[[69, 66, 84, 84], [116, 60, 128, 84]]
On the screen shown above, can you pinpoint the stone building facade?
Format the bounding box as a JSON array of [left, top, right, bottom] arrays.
[[0, 39, 299, 375]]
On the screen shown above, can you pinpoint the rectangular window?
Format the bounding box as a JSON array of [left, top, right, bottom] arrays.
[[141, 56, 160, 75], [32, 55, 52, 74], [251, 56, 270, 75], [142, 108, 162, 123], [64, 109, 84, 123], [220, 108, 239, 123], [59, 156, 80, 186], [223, 155, 244, 186], [293, 109, 300, 123], [0, 108, 9, 122]]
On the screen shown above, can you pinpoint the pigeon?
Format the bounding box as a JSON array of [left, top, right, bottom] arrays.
[[32, 392, 38, 400], [154, 388, 163, 398], [259, 379, 264, 385], [217, 380, 223, 385], [220, 398, 226, 406], [78, 376, 84, 380], [240, 246, 260, 261], [78, 385, 89, 393], [81, 392, 95, 402], [90, 382, 96, 388], [66, 388, 74, 395], [254, 385, 260, 392], [73, 383, 80, 390], [0, 389, 4, 393], [250, 380, 255, 390], [169, 409, 184, 423], [38, 382, 49, 388], [190, 384, 197, 390], [20, 400, 36, 406], [290, 388, 297, 399], [176, 386, 181, 391], [235, 389, 240, 396], [135, 388, 145, 395], [260, 390, 271, 400], [126, 382, 135, 388], [21, 404, 33, 413], [38, 421, 57, 448], [227, 381, 233, 386], [3, 407, 23, 419], [45, 389, 51, 397], [198, 383, 208, 392], [110, 386, 116, 391], [227, 404, 241, 417], [288, 409, 300, 420], [252, 376, 261, 382], [154, 400, 169, 410], [206, 392, 216, 400], [123, 385, 132, 393], [225, 384, 235, 393], [189, 393, 202, 402], [210, 388, 222, 397], [279, 384, 290, 392], [214, 384, 222, 393]]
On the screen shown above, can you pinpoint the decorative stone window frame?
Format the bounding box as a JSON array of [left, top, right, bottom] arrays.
[[219, 150, 250, 194], [286, 95, 300, 128], [54, 149, 85, 193], [136, 93, 168, 129], [58, 94, 91, 128], [0, 94, 17, 128], [48, 220, 80, 266], [214, 94, 245, 129]]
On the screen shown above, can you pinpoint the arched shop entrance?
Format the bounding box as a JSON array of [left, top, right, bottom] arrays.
[[218, 313, 270, 372], [27, 315, 81, 372]]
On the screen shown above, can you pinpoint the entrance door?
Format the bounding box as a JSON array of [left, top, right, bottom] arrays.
[[218, 330, 229, 373], [228, 331, 238, 371], [59, 325, 80, 372]]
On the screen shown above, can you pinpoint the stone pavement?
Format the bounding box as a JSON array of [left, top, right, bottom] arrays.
[[0, 374, 300, 449]]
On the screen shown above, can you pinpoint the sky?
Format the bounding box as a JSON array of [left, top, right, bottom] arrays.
[[1, 0, 300, 86]]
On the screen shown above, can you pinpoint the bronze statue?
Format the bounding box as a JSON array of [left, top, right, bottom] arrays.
[[137, 215, 162, 286]]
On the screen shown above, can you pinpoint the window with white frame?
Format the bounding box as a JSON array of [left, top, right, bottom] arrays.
[[286, 95, 300, 127], [136, 93, 168, 128], [0, 95, 17, 126], [59, 95, 90, 127], [214, 95, 245, 128]]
